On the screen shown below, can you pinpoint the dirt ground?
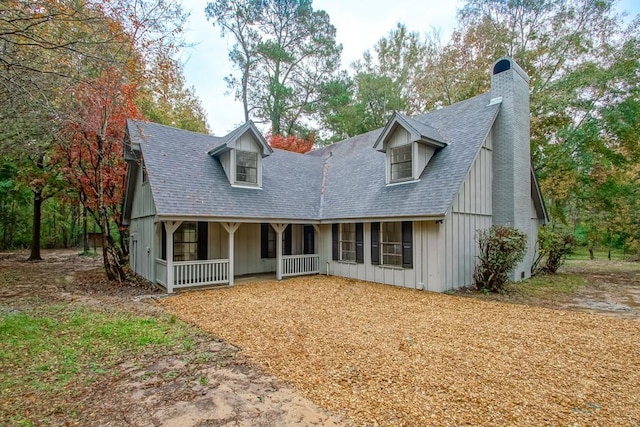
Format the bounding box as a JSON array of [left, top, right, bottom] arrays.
[[2, 250, 639, 426], [0, 250, 349, 427]]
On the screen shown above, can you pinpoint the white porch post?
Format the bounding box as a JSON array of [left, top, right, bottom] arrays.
[[221, 222, 240, 286], [271, 223, 288, 280], [164, 221, 182, 294]]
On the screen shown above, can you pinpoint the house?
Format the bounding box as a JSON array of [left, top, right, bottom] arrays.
[[122, 57, 547, 293]]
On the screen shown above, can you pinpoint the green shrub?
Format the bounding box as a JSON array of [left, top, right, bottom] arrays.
[[473, 226, 527, 292], [532, 228, 576, 274]]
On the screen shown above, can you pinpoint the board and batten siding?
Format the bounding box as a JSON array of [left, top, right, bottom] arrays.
[[443, 131, 493, 290], [205, 222, 276, 275], [131, 161, 156, 219], [129, 216, 156, 282], [319, 221, 442, 291], [129, 158, 157, 281]]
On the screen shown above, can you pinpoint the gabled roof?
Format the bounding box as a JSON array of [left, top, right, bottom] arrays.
[[125, 119, 323, 220], [373, 112, 447, 152], [124, 92, 505, 222], [207, 121, 273, 158], [310, 93, 500, 220]]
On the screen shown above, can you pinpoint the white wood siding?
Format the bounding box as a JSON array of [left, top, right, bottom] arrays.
[[416, 143, 435, 179], [131, 160, 156, 219], [321, 221, 443, 291], [443, 133, 493, 290], [129, 216, 156, 282], [219, 151, 231, 182]]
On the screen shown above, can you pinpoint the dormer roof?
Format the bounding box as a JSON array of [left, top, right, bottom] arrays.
[[207, 121, 273, 158], [373, 112, 447, 152]]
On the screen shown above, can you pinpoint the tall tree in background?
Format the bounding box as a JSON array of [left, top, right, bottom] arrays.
[[205, 0, 262, 122], [206, 0, 341, 136], [433, 0, 640, 254], [138, 48, 210, 133]]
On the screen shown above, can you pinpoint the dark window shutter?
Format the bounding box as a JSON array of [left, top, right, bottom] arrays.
[[371, 222, 380, 265], [284, 225, 292, 255], [355, 223, 364, 263], [402, 221, 413, 268], [197, 222, 208, 260], [161, 223, 166, 260], [261, 223, 269, 258], [303, 225, 315, 254], [332, 223, 339, 260]]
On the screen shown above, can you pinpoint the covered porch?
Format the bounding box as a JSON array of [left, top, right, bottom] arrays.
[[155, 221, 320, 293]]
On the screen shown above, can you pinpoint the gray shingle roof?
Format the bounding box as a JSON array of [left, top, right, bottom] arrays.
[[126, 120, 324, 220], [125, 91, 499, 221], [310, 92, 499, 219]]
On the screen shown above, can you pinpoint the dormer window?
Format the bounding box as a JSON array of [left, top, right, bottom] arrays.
[[390, 144, 412, 181], [208, 121, 273, 189], [236, 150, 258, 184], [374, 112, 447, 185]]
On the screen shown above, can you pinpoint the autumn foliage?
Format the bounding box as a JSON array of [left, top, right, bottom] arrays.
[[57, 67, 143, 280], [267, 134, 314, 153]]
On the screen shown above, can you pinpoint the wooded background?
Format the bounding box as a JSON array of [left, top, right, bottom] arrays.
[[1, 0, 638, 279]]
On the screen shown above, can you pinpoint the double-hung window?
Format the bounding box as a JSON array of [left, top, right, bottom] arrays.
[[339, 223, 356, 262], [390, 144, 412, 181], [236, 150, 258, 184], [174, 222, 198, 262], [381, 222, 402, 266]]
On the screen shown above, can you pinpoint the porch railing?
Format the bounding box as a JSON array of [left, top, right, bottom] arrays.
[[155, 258, 167, 286], [281, 254, 320, 277], [173, 259, 229, 289]]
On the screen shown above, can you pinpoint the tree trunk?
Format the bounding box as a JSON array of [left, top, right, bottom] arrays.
[[588, 247, 595, 260], [99, 208, 125, 281], [28, 188, 43, 261], [96, 132, 125, 281], [83, 206, 89, 252]]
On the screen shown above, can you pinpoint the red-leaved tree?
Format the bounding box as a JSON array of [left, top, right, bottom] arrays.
[[58, 67, 142, 281], [267, 133, 314, 153]]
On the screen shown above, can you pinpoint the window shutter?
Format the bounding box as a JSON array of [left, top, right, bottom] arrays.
[[261, 223, 269, 258], [161, 223, 166, 261], [303, 225, 315, 254], [332, 223, 339, 260], [371, 222, 380, 265], [355, 223, 364, 263], [284, 224, 292, 256], [197, 222, 208, 260], [402, 221, 413, 268]]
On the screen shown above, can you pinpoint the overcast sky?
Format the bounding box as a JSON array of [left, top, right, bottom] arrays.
[[177, 0, 639, 135]]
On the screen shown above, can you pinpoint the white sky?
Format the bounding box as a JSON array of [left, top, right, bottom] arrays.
[[177, 0, 639, 135]]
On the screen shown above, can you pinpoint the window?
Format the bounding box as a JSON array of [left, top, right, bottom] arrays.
[[174, 222, 197, 261], [261, 224, 277, 258], [142, 161, 148, 184], [340, 223, 356, 262], [260, 224, 291, 258], [390, 144, 412, 181], [381, 222, 402, 266], [236, 150, 258, 184]]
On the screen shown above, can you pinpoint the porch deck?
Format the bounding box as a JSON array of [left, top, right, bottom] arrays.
[[155, 254, 320, 292]]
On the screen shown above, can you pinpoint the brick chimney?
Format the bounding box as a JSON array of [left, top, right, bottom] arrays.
[[491, 57, 532, 281]]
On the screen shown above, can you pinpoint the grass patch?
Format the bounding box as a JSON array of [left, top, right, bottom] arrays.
[[567, 246, 628, 261], [509, 273, 586, 298], [0, 305, 193, 424]]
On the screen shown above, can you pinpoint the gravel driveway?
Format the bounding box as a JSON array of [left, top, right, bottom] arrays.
[[163, 275, 640, 426]]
